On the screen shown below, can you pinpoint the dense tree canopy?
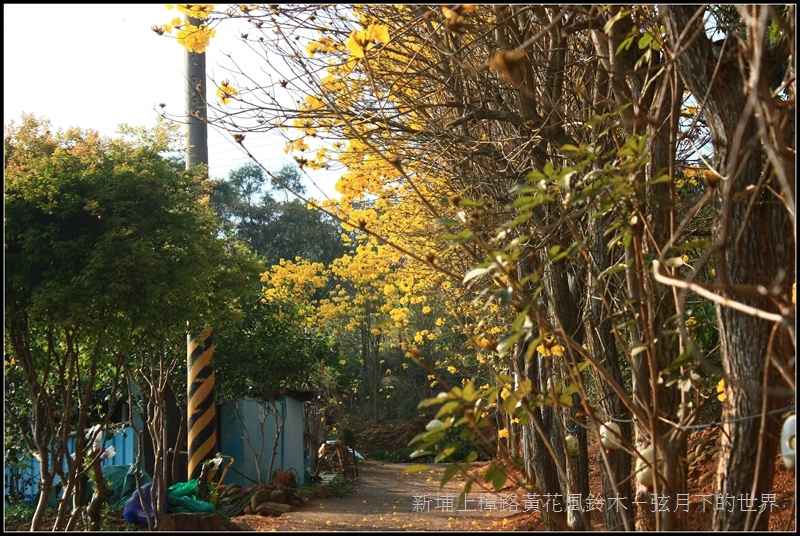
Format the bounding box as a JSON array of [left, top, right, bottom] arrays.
[[4, 115, 261, 530], [211, 162, 344, 265], [214, 291, 340, 404]]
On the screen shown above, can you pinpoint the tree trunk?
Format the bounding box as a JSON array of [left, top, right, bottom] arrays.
[[517, 256, 569, 531], [642, 62, 687, 531], [30, 474, 52, 532], [584, 213, 634, 531], [543, 246, 591, 530], [171, 412, 187, 485], [85, 454, 113, 531], [520, 362, 569, 531], [663, 5, 795, 530], [267, 398, 286, 481], [710, 116, 792, 530]]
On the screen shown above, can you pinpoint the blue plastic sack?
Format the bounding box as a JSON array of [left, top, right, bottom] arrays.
[[123, 482, 163, 525], [123, 479, 220, 525]]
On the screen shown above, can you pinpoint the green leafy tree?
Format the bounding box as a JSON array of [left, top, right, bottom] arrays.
[[211, 163, 344, 266], [214, 290, 340, 480], [4, 115, 257, 531]]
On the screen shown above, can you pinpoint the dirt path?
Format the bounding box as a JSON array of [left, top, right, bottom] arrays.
[[234, 461, 523, 531]]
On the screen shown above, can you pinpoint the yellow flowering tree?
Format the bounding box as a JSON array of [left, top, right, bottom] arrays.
[[156, 5, 795, 531]]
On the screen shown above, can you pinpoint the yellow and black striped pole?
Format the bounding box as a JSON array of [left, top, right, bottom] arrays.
[[187, 326, 216, 481]]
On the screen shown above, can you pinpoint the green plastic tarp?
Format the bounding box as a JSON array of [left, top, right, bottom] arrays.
[[101, 464, 151, 509], [166, 480, 224, 518]]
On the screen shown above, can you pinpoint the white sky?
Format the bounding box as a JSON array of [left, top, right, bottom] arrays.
[[3, 4, 339, 199]]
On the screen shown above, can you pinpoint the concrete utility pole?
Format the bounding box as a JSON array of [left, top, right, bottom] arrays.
[[184, 16, 214, 482], [185, 16, 208, 169], [187, 327, 215, 481]]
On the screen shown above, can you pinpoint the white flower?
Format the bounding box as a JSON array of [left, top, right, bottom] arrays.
[[425, 419, 444, 431]]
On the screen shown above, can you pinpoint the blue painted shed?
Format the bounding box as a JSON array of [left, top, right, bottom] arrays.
[[219, 395, 308, 488], [4, 392, 313, 505]]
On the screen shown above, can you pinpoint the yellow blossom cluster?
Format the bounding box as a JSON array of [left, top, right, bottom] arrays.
[[284, 137, 310, 154], [160, 5, 216, 53], [331, 146, 401, 201], [216, 79, 238, 105], [177, 21, 216, 53], [156, 16, 183, 35], [676, 166, 718, 190], [288, 113, 320, 169], [261, 257, 328, 303], [304, 96, 327, 115], [345, 23, 390, 58], [306, 35, 339, 58], [169, 4, 215, 20], [536, 335, 565, 358], [413, 330, 434, 343]]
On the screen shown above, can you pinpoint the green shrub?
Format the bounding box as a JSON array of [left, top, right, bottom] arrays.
[[327, 475, 356, 497], [370, 446, 433, 463], [369, 448, 391, 461], [4, 502, 37, 524], [337, 427, 356, 444]]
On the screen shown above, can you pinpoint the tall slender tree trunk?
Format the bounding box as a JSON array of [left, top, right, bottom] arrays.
[[640, 63, 687, 531], [584, 213, 634, 531], [543, 242, 591, 530], [663, 5, 795, 530], [517, 256, 569, 531]]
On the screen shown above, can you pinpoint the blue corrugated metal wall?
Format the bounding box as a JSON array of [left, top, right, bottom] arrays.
[[4, 426, 139, 505], [219, 396, 306, 488], [5, 396, 307, 505]]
